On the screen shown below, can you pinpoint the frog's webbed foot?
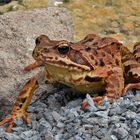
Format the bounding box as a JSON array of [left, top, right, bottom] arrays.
[[82, 96, 104, 109], [0, 110, 31, 132], [82, 67, 124, 110], [0, 76, 38, 132], [123, 82, 140, 95]]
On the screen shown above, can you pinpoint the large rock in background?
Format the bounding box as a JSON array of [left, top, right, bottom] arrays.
[[0, 7, 73, 118]]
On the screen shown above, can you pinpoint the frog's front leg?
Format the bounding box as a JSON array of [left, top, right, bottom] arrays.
[[82, 67, 124, 109], [0, 71, 45, 132], [24, 61, 43, 71]]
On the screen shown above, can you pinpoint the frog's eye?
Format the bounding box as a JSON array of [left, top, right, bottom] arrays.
[[57, 44, 70, 54]]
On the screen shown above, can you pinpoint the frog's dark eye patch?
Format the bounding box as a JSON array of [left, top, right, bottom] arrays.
[[57, 44, 70, 55], [85, 76, 102, 82]]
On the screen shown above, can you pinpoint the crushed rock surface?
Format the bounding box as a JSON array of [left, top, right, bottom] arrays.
[[0, 86, 140, 140]]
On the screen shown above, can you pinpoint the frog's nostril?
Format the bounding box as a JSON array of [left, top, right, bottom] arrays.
[[43, 48, 49, 52]]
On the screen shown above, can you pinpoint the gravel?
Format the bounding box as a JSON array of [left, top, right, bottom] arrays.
[[0, 88, 140, 140]]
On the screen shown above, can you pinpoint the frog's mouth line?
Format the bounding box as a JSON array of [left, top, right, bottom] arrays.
[[45, 58, 90, 71]]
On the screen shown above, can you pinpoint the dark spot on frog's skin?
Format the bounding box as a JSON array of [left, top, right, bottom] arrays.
[[43, 48, 49, 53], [116, 46, 120, 51], [47, 57, 53, 60], [90, 55, 94, 60], [85, 47, 91, 52], [21, 98, 26, 104], [102, 52, 106, 57], [92, 42, 98, 46], [95, 61, 98, 65], [85, 76, 102, 82], [111, 42, 116, 45], [99, 58, 105, 66], [115, 59, 120, 65], [112, 53, 114, 58]]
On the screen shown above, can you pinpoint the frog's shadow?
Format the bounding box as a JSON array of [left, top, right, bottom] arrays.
[[31, 82, 104, 109]]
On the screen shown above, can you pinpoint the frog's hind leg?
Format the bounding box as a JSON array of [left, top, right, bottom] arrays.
[[0, 76, 39, 132], [82, 67, 124, 109], [123, 83, 140, 95], [122, 42, 140, 94], [0, 76, 38, 132], [133, 42, 140, 63]]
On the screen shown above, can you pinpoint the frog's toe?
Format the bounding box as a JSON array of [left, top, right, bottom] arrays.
[[0, 116, 15, 132], [82, 96, 104, 110], [0, 111, 31, 132]]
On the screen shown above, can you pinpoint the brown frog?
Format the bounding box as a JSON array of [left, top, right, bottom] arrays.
[[0, 34, 140, 132]]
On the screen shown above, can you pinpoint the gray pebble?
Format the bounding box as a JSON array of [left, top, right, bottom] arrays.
[[135, 128, 140, 138], [131, 120, 138, 128], [125, 110, 137, 120], [12, 126, 27, 134], [44, 131, 54, 140], [38, 118, 52, 133], [110, 135, 118, 140], [52, 111, 62, 122], [54, 134, 63, 140], [2, 133, 21, 140], [93, 110, 109, 118], [75, 135, 83, 140], [27, 106, 35, 112], [14, 118, 23, 126], [67, 99, 82, 108], [57, 122, 65, 128], [112, 127, 128, 139], [20, 130, 40, 140]]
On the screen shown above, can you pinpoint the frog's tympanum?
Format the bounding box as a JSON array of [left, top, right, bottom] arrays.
[[0, 34, 140, 132]]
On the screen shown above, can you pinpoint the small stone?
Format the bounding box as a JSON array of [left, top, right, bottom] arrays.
[[67, 99, 82, 108], [69, 108, 79, 117], [57, 122, 65, 128], [14, 118, 23, 126], [12, 126, 26, 134], [98, 118, 108, 127], [54, 134, 63, 140], [86, 118, 98, 125], [20, 130, 40, 140], [109, 116, 119, 124], [95, 130, 105, 139], [125, 111, 136, 120], [135, 128, 140, 137], [44, 131, 53, 140], [27, 106, 35, 112], [131, 120, 138, 128], [75, 135, 83, 140], [52, 111, 62, 122], [110, 135, 118, 140], [86, 94, 97, 112], [2, 133, 21, 140], [135, 114, 140, 123], [38, 118, 52, 133], [30, 120, 39, 130], [0, 127, 5, 135], [99, 96, 110, 110], [83, 124, 94, 129], [93, 110, 108, 118], [91, 136, 99, 140], [112, 128, 128, 139]]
